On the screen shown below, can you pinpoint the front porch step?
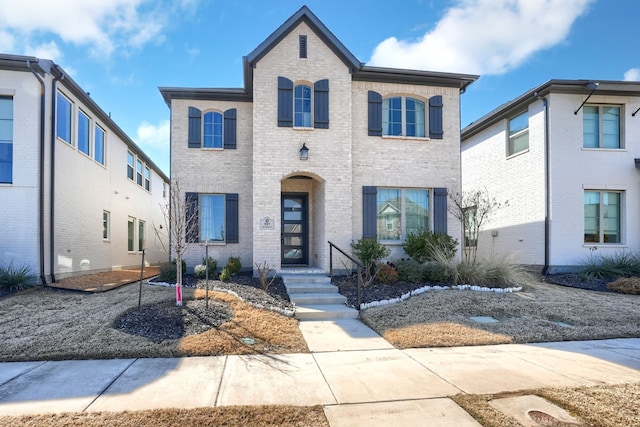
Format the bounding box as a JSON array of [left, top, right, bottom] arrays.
[[289, 292, 346, 305], [281, 274, 331, 285], [284, 282, 339, 294], [294, 304, 359, 320]]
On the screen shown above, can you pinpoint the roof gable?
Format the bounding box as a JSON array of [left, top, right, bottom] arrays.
[[244, 6, 361, 72]]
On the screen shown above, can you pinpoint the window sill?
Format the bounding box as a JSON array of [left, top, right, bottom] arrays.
[[583, 244, 627, 248], [381, 135, 430, 142], [293, 126, 314, 131], [199, 241, 226, 246], [581, 147, 626, 152], [379, 240, 404, 247], [201, 147, 224, 151], [506, 148, 529, 159]]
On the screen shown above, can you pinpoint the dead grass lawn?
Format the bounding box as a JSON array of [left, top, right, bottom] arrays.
[[0, 283, 308, 362], [50, 267, 160, 292], [361, 280, 640, 348], [0, 405, 329, 427], [452, 382, 640, 427]]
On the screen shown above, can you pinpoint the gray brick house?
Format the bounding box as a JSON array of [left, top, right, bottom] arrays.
[[160, 6, 477, 274]]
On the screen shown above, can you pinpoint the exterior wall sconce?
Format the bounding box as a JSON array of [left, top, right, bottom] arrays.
[[300, 143, 309, 160]]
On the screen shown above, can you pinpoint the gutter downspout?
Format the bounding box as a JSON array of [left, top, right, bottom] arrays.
[[535, 92, 551, 275], [27, 60, 47, 285], [49, 68, 64, 283]]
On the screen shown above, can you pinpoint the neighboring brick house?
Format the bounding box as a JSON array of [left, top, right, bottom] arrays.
[[461, 79, 640, 273], [160, 6, 477, 273], [0, 54, 169, 283]]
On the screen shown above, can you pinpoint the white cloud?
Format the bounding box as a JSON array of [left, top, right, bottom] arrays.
[[0, 30, 15, 52], [0, 0, 169, 58], [24, 41, 62, 62], [623, 68, 640, 81], [136, 120, 170, 152], [369, 0, 594, 75]]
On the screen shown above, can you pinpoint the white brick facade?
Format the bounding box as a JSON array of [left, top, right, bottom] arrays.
[[0, 56, 169, 282], [462, 81, 640, 272], [162, 7, 476, 273]]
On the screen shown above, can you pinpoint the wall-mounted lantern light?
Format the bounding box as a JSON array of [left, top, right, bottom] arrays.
[[300, 143, 309, 160]]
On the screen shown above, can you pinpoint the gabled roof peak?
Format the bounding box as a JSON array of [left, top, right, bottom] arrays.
[[244, 5, 362, 72]]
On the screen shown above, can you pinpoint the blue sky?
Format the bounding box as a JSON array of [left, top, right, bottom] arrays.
[[1, 0, 638, 175]]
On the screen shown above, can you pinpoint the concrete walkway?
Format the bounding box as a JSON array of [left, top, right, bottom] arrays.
[[0, 322, 639, 426]]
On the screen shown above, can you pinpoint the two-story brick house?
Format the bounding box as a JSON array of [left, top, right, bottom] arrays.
[[461, 79, 640, 273], [160, 6, 477, 273], [0, 54, 169, 283]]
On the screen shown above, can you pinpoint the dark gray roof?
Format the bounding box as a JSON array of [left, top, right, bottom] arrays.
[[0, 53, 169, 182], [462, 79, 640, 141], [160, 6, 479, 106]]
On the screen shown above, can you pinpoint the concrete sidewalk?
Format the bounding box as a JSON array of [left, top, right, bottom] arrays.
[[0, 321, 639, 426]]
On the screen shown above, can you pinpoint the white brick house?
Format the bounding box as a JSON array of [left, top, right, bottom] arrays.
[[0, 54, 169, 283], [160, 7, 477, 273], [461, 79, 640, 273]]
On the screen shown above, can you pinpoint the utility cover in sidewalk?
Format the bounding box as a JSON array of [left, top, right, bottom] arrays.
[[469, 316, 499, 324], [489, 395, 583, 426]]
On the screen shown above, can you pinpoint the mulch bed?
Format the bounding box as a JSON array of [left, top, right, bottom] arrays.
[[544, 273, 616, 293]]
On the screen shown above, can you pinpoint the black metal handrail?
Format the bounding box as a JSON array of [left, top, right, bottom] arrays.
[[328, 241, 365, 310]]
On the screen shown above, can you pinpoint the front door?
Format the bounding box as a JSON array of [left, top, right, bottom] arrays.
[[281, 193, 308, 265]]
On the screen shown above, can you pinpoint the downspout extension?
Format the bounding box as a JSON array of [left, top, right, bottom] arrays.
[[49, 69, 64, 283], [535, 92, 551, 276], [27, 60, 47, 285]]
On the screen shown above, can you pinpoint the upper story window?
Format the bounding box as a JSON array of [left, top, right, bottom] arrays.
[[277, 77, 329, 129], [0, 96, 13, 184], [188, 107, 236, 149], [368, 92, 442, 139], [56, 92, 72, 144], [127, 151, 135, 180], [94, 125, 105, 165], [78, 110, 91, 156], [299, 35, 307, 58], [203, 111, 223, 148], [294, 84, 312, 127], [144, 166, 151, 191], [136, 159, 143, 186], [381, 97, 426, 137], [583, 105, 621, 149], [507, 111, 529, 156]]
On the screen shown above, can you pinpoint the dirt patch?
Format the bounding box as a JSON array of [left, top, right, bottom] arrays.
[[49, 267, 161, 292], [607, 277, 640, 295]]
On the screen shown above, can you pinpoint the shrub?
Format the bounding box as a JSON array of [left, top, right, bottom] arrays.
[[607, 277, 640, 295], [255, 261, 276, 290], [422, 261, 451, 283], [580, 251, 640, 280], [194, 257, 217, 279], [226, 256, 242, 275], [0, 262, 36, 292], [403, 230, 458, 263], [158, 259, 187, 282], [376, 263, 398, 284], [454, 256, 530, 288], [396, 260, 425, 283], [219, 267, 231, 282], [351, 238, 390, 272]]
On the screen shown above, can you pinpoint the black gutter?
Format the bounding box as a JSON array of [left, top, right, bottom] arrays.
[[49, 67, 64, 283], [26, 60, 47, 285], [535, 92, 551, 275]]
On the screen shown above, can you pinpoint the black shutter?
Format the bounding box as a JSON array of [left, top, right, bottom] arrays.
[[185, 192, 199, 243], [277, 77, 293, 127], [368, 91, 382, 136], [225, 193, 239, 243], [362, 186, 377, 239], [433, 188, 447, 234], [188, 107, 201, 148], [429, 96, 443, 139], [314, 79, 329, 129], [223, 108, 237, 149]]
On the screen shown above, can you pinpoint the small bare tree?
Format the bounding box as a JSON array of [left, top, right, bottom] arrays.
[[449, 188, 508, 264], [153, 180, 198, 306]]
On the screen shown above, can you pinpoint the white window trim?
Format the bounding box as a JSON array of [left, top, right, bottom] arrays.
[[103, 210, 110, 241], [583, 189, 624, 245], [582, 104, 624, 150], [293, 82, 313, 129], [377, 188, 431, 244], [506, 111, 529, 157], [56, 91, 74, 146], [94, 124, 107, 167], [77, 109, 92, 158], [381, 96, 428, 139], [202, 110, 224, 149], [127, 216, 136, 253]]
